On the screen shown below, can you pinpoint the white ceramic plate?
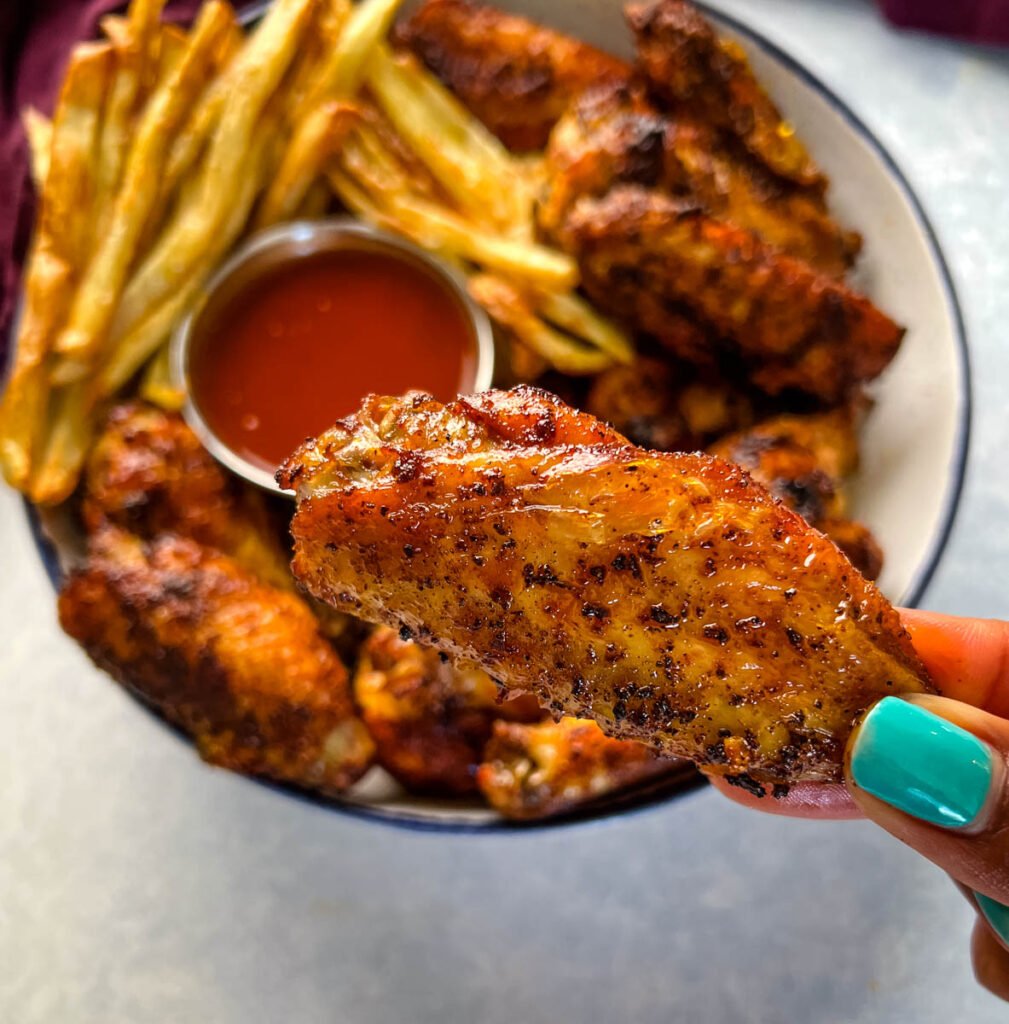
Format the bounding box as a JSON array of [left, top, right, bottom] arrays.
[[25, 0, 970, 831]]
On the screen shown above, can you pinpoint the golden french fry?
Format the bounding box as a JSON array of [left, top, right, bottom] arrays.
[[156, 24, 190, 81], [317, 0, 403, 102], [129, 0, 166, 94], [294, 179, 332, 219], [22, 108, 52, 189], [112, 0, 314, 343], [468, 274, 615, 376], [365, 47, 535, 235], [28, 380, 94, 506], [256, 101, 359, 228], [535, 290, 635, 365], [139, 343, 185, 411], [0, 44, 110, 488], [52, 1, 233, 374]]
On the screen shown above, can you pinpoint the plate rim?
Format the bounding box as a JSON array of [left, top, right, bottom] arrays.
[[17, 0, 972, 833]]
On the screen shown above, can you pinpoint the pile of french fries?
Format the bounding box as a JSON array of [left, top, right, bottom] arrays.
[[0, 0, 633, 506]]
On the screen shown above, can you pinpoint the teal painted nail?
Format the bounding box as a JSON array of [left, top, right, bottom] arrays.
[[975, 893, 1009, 946], [850, 697, 994, 829]]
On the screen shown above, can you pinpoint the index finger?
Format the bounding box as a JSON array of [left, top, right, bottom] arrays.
[[900, 609, 1009, 717]]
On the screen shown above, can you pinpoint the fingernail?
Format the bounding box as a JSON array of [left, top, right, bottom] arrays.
[[975, 893, 1009, 946], [849, 697, 994, 829]]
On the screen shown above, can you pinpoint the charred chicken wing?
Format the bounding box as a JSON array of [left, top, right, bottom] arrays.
[[396, 0, 631, 150], [354, 625, 541, 795], [477, 716, 679, 819], [59, 528, 374, 794], [627, 0, 823, 189], [279, 387, 931, 786], [566, 187, 904, 403]]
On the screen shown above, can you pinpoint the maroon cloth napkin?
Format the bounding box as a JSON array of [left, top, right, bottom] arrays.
[[1, 1, 1007, 366]]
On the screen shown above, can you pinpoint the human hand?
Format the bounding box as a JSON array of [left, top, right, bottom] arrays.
[[709, 609, 1009, 1000]]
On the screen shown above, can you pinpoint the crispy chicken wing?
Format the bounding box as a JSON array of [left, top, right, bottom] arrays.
[[477, 716, 679, 819], [59, 528, 374, 794], [710, 410, 883, 579], [279, 387, 931, 786], [541, 85, 858, 276], [354, 626, 541, 795], [566, 187, 904, 403], [627, 0, 823, 189], [396, 0, 631, 150], [83, 401, 292, 589], [83, 401, 356, 641]]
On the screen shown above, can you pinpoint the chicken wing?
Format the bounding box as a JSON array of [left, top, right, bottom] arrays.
[[710, 410, 884, 579], [541, 84, 858, 276], [395, 0, 631, 150], [627, 0, 823, 190], [59, 528, 374, 794], [83, 401, 356, 641], [354, 626, 541, 796], [279, 387, 931, 786], [566, 186, 904, 403], [585, 356, 755, 452], [477, 716, 680, 819]]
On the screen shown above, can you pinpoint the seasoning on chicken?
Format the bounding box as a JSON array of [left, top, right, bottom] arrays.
[[59, 528, 374, 794], [477, 716, 679, 819], [627, 0, 824, 189], [354, 626, 541, 796], [566, 186, 904, 403], [710, 409, 884, 579], [396, 0, 631, 150], [541, 84, 858, 276], [279, 387, 932, 786]]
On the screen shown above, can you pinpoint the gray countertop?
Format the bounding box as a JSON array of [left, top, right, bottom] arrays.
[[3, 1, 1009, 1021]]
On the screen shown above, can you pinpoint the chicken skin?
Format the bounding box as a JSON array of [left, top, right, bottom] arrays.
[[541, 84, 858, 276], [627, 0, 824, 190], [59, 528, 374, 794], [710, 410, 884, 580], [279, 387, 931, 786], [566, 187, 904, 403], [354, 626, 541, 796], [477, 716, 680, 819], [396, 0, 631, 150]]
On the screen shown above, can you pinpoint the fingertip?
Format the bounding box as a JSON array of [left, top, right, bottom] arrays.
[[972, 917, 1009, 1002], [708, 774, 860, 819]]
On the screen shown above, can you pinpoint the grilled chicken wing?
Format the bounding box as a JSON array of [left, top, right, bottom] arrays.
[[59, 528, 374, 794], [627, 0, 823, 189], [396, 0, 631, 150], [710, 410, 883, 579], [566, 187, 904, 403], [279, 387, 931, 786], [477, 716, 679, 819], [83, 401, 356, 641], [541, 84, 858, 276], [354, 626, 541, 795], [83, 401, 292, 589]]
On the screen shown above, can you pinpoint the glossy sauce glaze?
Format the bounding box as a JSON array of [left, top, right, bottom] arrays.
[[190, 249, 476, 472]]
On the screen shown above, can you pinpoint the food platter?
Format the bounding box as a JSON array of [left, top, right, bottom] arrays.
[[12, 0, 969, 831]]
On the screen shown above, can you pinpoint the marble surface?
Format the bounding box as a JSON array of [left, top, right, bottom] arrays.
[[3, 1, 1009, 1020]]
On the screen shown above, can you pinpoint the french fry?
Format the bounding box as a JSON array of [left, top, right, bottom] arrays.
[[259, 0, 402, 226], [111, 0, 314, 343], [22, 108, 52, 189], [535, 290, 635, 366], [365, 47, 534, 235], [294, 179, 333, 219], [52, 1, 233, 376], [156, 24, 191, 81], [256, 101, 359, 228], [0, 44, 110, 488], [139, 342, 185, 411], [468, 274, 615, 376]]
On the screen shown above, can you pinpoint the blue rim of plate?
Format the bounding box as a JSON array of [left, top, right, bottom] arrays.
[[19, 2, 970, 833]]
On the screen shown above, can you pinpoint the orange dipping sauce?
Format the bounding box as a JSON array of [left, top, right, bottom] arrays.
[[189, 248, 478, 473]]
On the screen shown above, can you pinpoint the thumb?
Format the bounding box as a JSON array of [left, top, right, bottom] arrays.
[[846, 693, 1009, 948]]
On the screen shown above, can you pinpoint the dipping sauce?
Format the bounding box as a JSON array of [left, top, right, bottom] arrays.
[[189, 248, 477, 472]]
